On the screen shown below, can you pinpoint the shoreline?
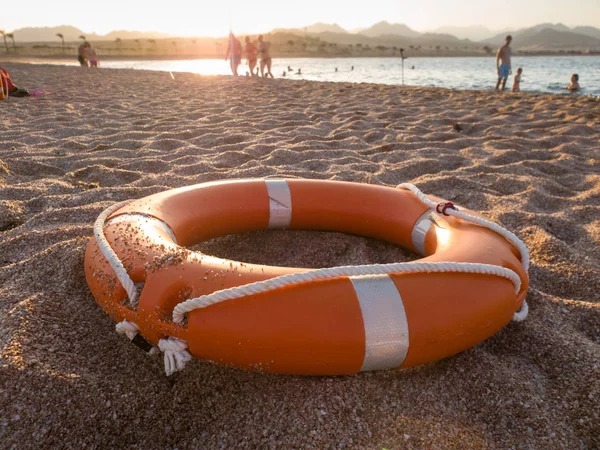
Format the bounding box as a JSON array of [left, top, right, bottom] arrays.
[[1, 59, 596, 98]]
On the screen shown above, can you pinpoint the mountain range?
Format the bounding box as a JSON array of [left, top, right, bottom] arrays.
[[303, 21, 600, 51], [5, 25, 172, 43], [5, 21, 600, 52]]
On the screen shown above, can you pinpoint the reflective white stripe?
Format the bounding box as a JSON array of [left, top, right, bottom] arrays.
[[265, 179, 292, 229], [411, 211, 433, 256], [350, 274, 409, 372], [106, 213, 178, 244]]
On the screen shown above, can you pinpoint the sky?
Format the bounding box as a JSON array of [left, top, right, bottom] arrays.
[[3, 0, 600, 36]]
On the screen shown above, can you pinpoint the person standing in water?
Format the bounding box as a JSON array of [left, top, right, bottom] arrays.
[[257, 35, 273, 78], [495, 35, 512, 91], [244, 36, 258, 76], [225, 33, 243, 77]]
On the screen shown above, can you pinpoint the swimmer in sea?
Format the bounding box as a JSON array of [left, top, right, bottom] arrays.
[[566, 73, 580, 92]]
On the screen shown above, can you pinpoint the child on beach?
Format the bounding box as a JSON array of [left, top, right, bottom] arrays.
[[88, 45, 99, 68], [567, 74, 580, 92], [512, 68, 522, 92]]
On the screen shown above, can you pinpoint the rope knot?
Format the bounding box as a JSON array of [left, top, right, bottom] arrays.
[[115, 320, 139, 340], [436, 201, 456, 216], [512, 301, 529, 322], [158, 337, 191, 376]]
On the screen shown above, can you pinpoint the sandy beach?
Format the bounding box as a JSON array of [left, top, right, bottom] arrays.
[[1, 62, 599, 449]]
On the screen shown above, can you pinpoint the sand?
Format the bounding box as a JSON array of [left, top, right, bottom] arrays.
[[1, 62, 599, 449]]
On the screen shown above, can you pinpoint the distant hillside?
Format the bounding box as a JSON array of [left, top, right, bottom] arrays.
[[103, 30, 172, 40], [9, 25, 173, 42], [483, 23, 575, 44], [305, 23, 348, 34], [431, 25, 495, 41], [360, 21, 420, 38], [12, 26, 93, 42], [517, 28, 600, 51], [573, 26, 600, 40], [420, 33, 462, 43]]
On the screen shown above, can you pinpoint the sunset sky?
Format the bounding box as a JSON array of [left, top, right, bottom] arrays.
[[4, 0, 600, 36]]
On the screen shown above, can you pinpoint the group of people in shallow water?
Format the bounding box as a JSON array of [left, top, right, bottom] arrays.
[[225, 34, 354, 79], [495, 35, 581, 93], [226, 34, 273, 78], [77, 41, 99, 67]]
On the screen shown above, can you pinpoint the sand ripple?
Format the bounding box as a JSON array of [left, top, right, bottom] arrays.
[[1, 63, 599, 448]]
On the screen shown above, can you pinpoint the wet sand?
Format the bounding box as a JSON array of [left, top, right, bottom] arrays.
[[1, 63, 599, 449]]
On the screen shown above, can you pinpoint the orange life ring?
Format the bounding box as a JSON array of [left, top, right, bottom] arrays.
[[84, 179, 529, 375]]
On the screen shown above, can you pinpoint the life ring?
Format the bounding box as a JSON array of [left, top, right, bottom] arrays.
[[84, 179, 529, 376]]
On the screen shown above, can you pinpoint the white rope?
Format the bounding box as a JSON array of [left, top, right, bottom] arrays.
[[397, 183, 530, 272], [95, 200, 187, 373], [93, 200, 138, 306], [173, 261, 522, 324], [158, 337, 192, 376], [115, 320, 160, 355], [398, 183, 529, 321], [511, 300, 529, 322], [115, 320, 139, 340]]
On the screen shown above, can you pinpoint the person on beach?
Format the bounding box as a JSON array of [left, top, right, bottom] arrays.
[[225, 33, 243, 77], [244, 36, 258, 76], [0, 67, 30, 97], [495, 35, 512, 91], [77, 42, 89, 67], [257, 35, 273, 78], [512, 67, 522, 92], [88, 44, 99, 68], [567, 74, 580, 92]]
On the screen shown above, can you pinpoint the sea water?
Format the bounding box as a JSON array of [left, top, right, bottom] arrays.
[[27, 55, 600, 95]]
